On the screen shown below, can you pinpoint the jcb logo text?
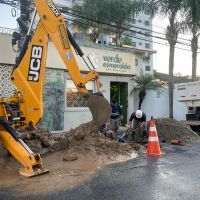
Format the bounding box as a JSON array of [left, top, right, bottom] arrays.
[[28, 46, 43, 82]]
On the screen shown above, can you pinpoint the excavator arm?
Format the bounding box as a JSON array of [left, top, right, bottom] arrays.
[[0, 0, 111, 177], [11, 0, 110, 127]]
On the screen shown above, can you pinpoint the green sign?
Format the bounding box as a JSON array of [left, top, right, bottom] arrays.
[[103, 54, 131, 70]]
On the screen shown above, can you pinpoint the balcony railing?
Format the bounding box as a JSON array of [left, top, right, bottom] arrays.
[[0, 27, 16, 35]]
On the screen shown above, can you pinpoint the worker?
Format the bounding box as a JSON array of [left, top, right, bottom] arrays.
[[129, 110, 147, 139], [110, 100, 122, 138]]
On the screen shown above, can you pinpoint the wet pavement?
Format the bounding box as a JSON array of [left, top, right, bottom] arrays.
[[1, 142, 200, 200]]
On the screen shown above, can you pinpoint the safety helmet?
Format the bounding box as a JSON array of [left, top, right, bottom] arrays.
[[135, 110, 142, 118]]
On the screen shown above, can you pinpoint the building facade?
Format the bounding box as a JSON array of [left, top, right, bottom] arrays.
[[66, 0, 154, 75], [0, 27, 157, 131]]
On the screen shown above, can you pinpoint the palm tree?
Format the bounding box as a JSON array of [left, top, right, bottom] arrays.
[[181, 0, 200, 80], [147, 0, 183, 118], [72, 0, 109, 42], [72, 0, 144, 46], [132, 71, 165, 110], [105, 0, 145, 46]]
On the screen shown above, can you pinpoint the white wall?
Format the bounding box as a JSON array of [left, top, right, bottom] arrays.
[[134, 87, 187, 121], [64, 75, 135, 130], [64, 108, 92, 130], [0, 34, 17, 64]]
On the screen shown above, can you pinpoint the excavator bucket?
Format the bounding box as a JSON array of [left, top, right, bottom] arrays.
[[86, 92, 111, 131], [19, 161, 49, 178], [0, 128, 49, 178]]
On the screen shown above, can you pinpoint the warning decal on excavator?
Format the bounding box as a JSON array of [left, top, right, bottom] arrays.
[[46, 0, 61, 17], [58, 24, 70, 50], [66, 52, 72, 60], [28, 45, 43, 82]]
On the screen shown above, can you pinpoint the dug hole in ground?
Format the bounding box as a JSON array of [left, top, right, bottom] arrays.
[[0, 118, 199, 196]]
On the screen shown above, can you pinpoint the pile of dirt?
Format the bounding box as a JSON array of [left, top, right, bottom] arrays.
[[2, 118, 200, 194], [18, 117, 200, 158], [0, 122, 140, 195], [17, 122, 140, 160], [17, 126, 57, 153], [18, 118, 200, 157], [154, 118, 200, 143]]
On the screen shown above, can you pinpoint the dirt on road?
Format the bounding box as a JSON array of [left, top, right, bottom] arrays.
[[0, 118, 199, 196], [0, 121, 139, 196]]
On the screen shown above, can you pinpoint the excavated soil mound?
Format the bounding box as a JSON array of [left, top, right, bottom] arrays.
[[17, 118, 200, 155], [154, 118, 200, 143], [17, 122, 140, 158], [1, 118, 199, 194], [0, 122, 141, 194]]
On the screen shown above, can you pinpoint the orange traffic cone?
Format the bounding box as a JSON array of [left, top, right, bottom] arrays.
[[146, 120, 164, 156]]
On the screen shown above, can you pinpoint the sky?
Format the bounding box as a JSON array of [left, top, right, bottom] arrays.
[[0, 4, 200, 77], [152, 16, 200, 76], [0, 4, 19, 28]]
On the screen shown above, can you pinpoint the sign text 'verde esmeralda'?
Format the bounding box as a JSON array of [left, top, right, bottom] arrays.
[[103, 54, 131, 70]]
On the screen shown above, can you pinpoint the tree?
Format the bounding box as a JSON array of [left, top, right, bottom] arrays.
[[147, 0, 183, 118], [105, 0, 145, 46], [181, 0, 200, 80], [132, 71, 165, 110], [122, 36, 133, 46], [72, 0, 144, 46], [72, 0, 109, 42]]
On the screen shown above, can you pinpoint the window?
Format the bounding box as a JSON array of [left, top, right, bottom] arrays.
[[66, 78, 95, 108], [132, 18, 136, 24], [138, 19, 142, 23], [135, 59, 138, 66], [138, 31, 142, 36], [145, 32, 150, 37], [145, 66, 150, 71], [139, 42, 142, 46], [144, 21, 150, 26], [144, 7, 151, 15], [111, 37, 115, 43], [145, 43, 150, 49], [157, 91, 161, 98]]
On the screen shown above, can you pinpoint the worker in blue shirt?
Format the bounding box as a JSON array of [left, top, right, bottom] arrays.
[[129, 110, 147, 139], [110, 100, 122, 138]]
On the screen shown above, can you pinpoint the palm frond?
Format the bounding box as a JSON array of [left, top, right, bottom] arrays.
[[131, 70, 166, 93]]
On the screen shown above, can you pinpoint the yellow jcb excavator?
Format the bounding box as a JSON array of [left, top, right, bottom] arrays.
[[0, 0, 111, 177]]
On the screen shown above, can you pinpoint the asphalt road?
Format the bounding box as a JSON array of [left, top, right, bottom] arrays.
[[1, 143, 200, 200]]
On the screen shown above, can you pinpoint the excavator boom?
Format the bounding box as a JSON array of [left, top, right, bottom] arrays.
[[0, 0, 111, 177]]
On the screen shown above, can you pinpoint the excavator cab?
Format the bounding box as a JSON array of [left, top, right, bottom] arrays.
[[0, 0, 111, 177]]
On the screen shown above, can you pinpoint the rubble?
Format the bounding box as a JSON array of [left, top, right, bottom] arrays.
[[16, 122, 138, 159], [16, 118, 200, 158], [154, 118, 200, 143]]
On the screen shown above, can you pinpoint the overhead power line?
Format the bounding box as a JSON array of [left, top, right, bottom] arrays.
[[57, 0, 195, 43], [64, 16, 193, 52], [0, 0, 196, 44], [62, 9, 193, 49], [62, 6, 194, 44], [0, 0, 197, 51]]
